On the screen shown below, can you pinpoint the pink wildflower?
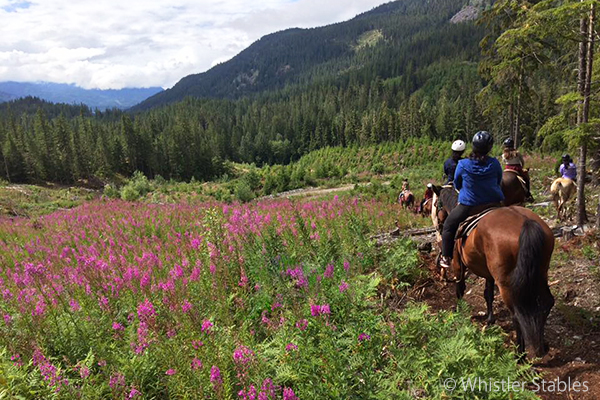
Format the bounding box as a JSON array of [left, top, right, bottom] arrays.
[[210, 365, 222, 385], [358, 333, 371, 342], [137, 299, 156, 323], [339, 280, 349, 293], [343, 260, 350, 272], [109, 372, 125, 389], [296, 319, 308, 331], [285, 343, 298, 352], [323, 263, 334, 278], [283, 387, 299, 400], [128, 387, 141, 398], [112, 322, 124, 331], [79, 366, 90, 379], [191, 358, 203, 370], [310, 304, 320, 317], [201, 319, 214, 333], [165, 369, 177, 376]]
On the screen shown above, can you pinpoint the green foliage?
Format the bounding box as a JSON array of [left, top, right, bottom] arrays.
[[119, 171, 153, 201], [380, 239, 423, 285], [234, 180, 255, 203]]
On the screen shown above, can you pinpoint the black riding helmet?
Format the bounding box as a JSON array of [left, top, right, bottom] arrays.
[[503, 137, 515, 149], [562, 154, 571, 163], [472, 131, 494, 155]]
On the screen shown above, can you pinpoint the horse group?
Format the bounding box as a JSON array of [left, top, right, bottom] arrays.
[[425, 171, 555, 359]]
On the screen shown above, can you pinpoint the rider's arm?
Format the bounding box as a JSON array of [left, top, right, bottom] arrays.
[[518, 153, 525, 166], [453, 162, 463, 190]]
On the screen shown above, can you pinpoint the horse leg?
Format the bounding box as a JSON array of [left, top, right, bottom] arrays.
[[484, 278, 496, 325], [456, 278, 466, 300]]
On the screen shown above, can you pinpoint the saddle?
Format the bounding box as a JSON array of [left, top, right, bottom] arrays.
[[455, 207, 499, 240]]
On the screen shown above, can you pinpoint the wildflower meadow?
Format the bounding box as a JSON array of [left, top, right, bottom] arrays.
[[0, 196, 537, 399]]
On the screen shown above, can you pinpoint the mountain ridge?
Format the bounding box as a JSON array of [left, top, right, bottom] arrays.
[[0, 81, 163, 110], [133, 0, 474, 111]]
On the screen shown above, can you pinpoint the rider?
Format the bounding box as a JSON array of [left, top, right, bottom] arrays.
[[398, 179, 412, 205], [418, 183, 434, 213], [444, 140, 466, 184], [501, 137, 533, 201], [440, 131, 505, 269], [559, 154, 577, 180]]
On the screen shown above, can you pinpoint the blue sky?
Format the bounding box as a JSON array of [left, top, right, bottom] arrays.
[[0, 0, 391, 89]]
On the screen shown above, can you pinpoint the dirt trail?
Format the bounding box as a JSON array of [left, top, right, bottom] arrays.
[[259, 180, 391, 200], [408, 245, 600, 400]]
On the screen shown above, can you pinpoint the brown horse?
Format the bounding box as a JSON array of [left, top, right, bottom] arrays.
[[419, 197, 433, 217], [550, 177, 576, 221], [449, 206, 555, 358], [501, 170, 527, 206]]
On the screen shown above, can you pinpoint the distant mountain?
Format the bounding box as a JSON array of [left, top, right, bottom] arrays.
[[133, 0, 479, 111], [0, 82, 163, 110], [0, 91, 16, 102]]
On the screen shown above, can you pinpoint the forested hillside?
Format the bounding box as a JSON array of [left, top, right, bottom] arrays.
[[134, 0, 481, 109]]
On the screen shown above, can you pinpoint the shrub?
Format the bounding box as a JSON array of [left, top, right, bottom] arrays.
[[234, 181, 255, 203]]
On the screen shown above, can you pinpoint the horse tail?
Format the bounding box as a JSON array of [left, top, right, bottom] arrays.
[[511, 219, 554, 356], [550, 179, 562, 195], [512, 219, 546, 301]]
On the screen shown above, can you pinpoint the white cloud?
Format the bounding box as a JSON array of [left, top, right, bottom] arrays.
[[0, 0, 390, 89]]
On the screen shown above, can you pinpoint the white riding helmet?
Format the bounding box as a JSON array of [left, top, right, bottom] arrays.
[[451, 140, 466, 152], [427, 183, 433, 189]]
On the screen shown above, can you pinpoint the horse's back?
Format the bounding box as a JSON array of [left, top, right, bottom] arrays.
[[463, 207, 554, 282]]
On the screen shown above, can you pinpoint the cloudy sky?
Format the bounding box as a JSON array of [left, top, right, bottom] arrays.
[[0, 0, 391, 90]]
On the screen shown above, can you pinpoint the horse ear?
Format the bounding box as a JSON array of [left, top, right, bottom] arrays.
[[431, 185, 442, 196]]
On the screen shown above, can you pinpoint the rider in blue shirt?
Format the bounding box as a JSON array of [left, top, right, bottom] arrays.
[[440, 131, 505, 269]]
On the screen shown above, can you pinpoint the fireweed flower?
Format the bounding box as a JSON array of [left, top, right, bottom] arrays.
[[201, 319, 214, 333], [285, 343, 298, 352], [128, 387, 141, 398], [69, 299, 81, 312], [296, 319, 308, 331], [137, 299, 156, 323], [191, 358, 203, 370], [79, 366, 90, 379], [233, 345, 255, 365], [109, 372, 126, 389], [165, 369, 177, 376], [339, 280, 349, 293], [283, 387, 299, 400], [343, 260, 350, 272], [358, 333, 371, 342], [210, 365, 222, 386], [112, 322, 124, 331], [310, 304, 320, 317], [323, 263, 334, 278]]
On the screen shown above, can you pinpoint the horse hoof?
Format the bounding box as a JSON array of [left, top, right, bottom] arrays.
[[486, 318, 496, 326]]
